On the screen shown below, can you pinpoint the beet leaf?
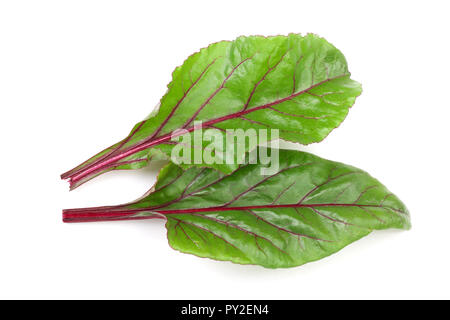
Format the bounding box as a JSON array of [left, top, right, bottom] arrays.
[[63, 149, 409, 269], [61, 34, 362, 189]]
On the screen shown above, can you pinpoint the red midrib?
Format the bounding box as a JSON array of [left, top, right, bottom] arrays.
[[68, 73, 349, 184], [63, 202, 404, 222]]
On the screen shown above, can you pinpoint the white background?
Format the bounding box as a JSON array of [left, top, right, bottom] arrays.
[[0, 0, 449, 299]]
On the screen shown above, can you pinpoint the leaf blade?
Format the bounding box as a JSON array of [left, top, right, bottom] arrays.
[[61, 33, 362, 189], [63, 149, 410, 268]]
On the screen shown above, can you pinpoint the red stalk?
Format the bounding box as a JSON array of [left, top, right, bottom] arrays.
[[62, 207, 164, 223], [63, 202, 400, 223]]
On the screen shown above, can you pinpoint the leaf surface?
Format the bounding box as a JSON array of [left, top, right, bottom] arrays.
[[63, 149, 410, 268], [61, 34, 362, 189]]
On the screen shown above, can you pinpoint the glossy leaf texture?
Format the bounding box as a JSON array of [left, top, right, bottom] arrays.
[[63, 149, 410, 269], [61, 33, 362, 189]]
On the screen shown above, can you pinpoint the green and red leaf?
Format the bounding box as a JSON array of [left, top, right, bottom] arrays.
[[63, 149, 409, 268], [61, 34, 361, 189]]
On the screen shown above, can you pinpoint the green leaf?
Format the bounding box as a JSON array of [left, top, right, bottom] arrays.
[[61, 33, 362, 189], [63, 149, 410, 269]]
